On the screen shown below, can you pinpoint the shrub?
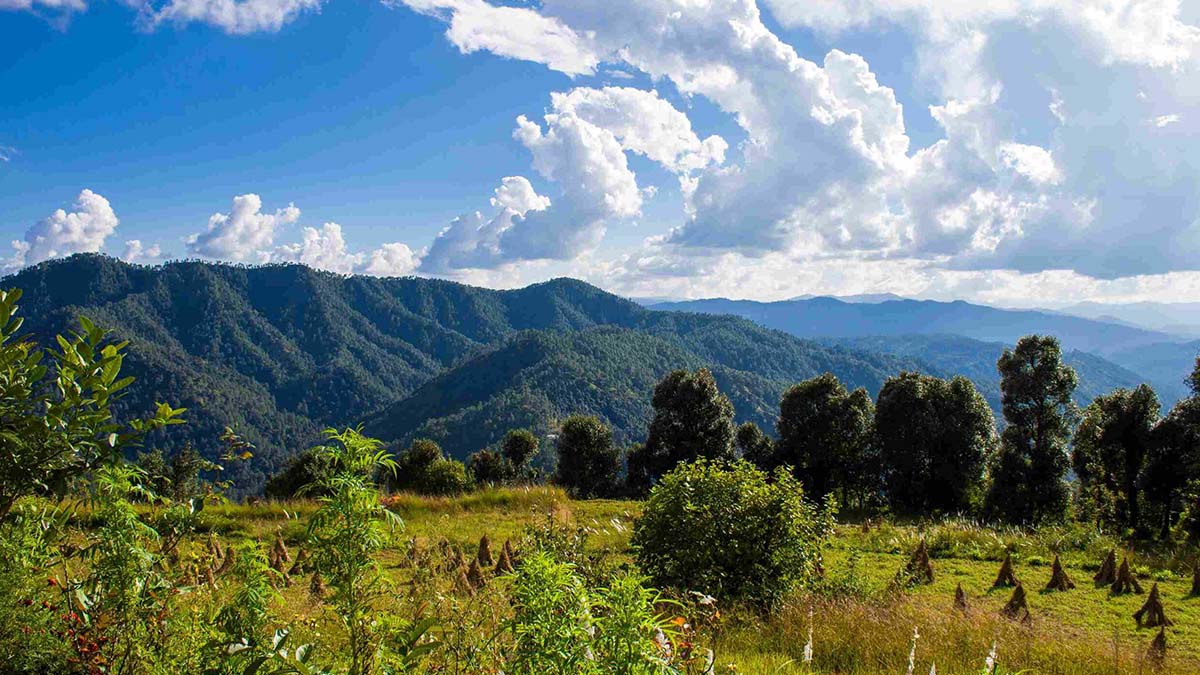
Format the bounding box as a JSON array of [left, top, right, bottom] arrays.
[[419, 459, 472, 496], [555, 414, 621, 498], [632, 459, 834, 609]]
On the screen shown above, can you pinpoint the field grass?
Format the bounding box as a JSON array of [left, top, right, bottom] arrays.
[[150, 488, 1198, 673]]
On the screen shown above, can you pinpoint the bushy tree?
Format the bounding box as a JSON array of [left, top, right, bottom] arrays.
[[775, 373, 874, 503], [632, 459, 833, 608], [554, 415, 620, 498], [875, 372, 996, 515], [1145, 393, 1200, 537], [264, 445, 337, 499], [986, 335, 1078, 525], [630, 369, 735, 491], [502, 429, 539, 474], [735, 421, 775, 469], [0, 289, 184, 520], [469, 448, 510, 486], [1073, 384, 1160, 532]]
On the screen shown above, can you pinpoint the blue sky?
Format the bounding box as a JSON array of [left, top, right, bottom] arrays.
[[3, 0, 1199, 306]]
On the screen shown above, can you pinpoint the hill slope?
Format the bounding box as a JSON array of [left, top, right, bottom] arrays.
[[3, 255, 911, 490]]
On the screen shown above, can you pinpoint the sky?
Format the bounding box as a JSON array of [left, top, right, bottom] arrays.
[[2, 0, 1200, 306]]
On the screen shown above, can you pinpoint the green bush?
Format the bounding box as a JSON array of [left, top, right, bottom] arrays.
[[632, 459, 833, 609], [419, 459, 472, 496]]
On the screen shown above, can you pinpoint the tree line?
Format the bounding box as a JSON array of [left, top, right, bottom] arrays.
[[335, 333, 1200, 538]]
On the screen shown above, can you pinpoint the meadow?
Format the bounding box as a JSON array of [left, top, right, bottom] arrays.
[[102, 486, 1199, 675]]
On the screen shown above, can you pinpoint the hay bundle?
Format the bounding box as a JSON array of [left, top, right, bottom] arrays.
[[1043, 555, 1075, 592], [502, 539, 517, 565], [1147, 627, 1167, 668], [454, 568, 474, 596], [467, 559, 487, 591], [309, 571, 326, 599], [1134, 583, 1173, 628], [215, 546, 237, 576], [1094, 549, 1117, 586], [992, 552, 1019, 589], [1111, 556, 1144, 595], [494, 545, 514, 575], [896, 539, 935, 586], [477, 535, 494, 567], [953, 583, 969, 612], [273, 532, 291, 564], [207, 534, 224, 561], [1000, 583, 1031, 623]]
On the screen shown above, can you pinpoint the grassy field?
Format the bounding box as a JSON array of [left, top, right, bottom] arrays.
[[164, 487, 1200, 674]]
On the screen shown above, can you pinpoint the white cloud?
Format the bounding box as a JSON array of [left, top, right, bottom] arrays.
[[122, 239, 164, 263], [186, 194, 301, 262], [489, 176, 550, 214], [0, 0, 84, 12], [396, 0, 599, 76], [0, 146, 15, 162], [273, 222, 361, 274], [7, 189, 119, 270], [146, 0, 321, 34], [1152, 113, 1181, 127], [362, 242, 421, 277]]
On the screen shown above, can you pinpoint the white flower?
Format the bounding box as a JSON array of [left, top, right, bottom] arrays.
[[906, 627, 920, 675], [802, 606, 814, 664], [985, 641, 997, 673]]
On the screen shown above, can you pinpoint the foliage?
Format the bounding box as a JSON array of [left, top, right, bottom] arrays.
[[468, 448, 509, 486], [735, 421, 774, 470], [304, 428, 403, 675], [774, 373, 875, 503], [875, 372, 996, 515], [554, 414, 621, 498], [501, 429, 539, 475], [265, 446, 337, 500], [1146, 396, 1200, 538], [1072, 384, 1160, 532], [0, 288, 184, 519], [987, 335, 1079, 525], [629, 369, 735, 492], [136, 445, 220, 503], [632, 459, 834, 608], [390, 438, 471, 496]]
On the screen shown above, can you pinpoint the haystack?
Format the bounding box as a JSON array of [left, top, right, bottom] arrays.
[[897, 539, 935, 586], [477, 534, 494, 567], [274, 532, 291, 564], [467, 559, 487, 590], [310, 571, 326, 599], [953, 583, 969, 612], [1000, 583, 1031, 623], [992, 552, 1019, 589], [1133, 583, 1172, 628], [494, 546, 514, 575], [1147, 627, 1167, 668], [1093, 549, 1117, 586], [1111, 556, 1144, 595], [1043, 555, 1075, 592], [1191, 564, 1200, 597], [288, 548, 310, 576]]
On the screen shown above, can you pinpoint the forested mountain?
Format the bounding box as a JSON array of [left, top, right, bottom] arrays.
[[2, 255, 910, 491], [362, 326, 915, 458], [824, 334, 1156, 411], [649, 296, 1172, 356]]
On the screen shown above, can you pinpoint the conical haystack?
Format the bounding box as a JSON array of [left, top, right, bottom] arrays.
[[494, 546, 514, 575], [503, 539, 516, 565], [992, 552, 1019, 589], [454, 568, 474, 596], [274, 532, 291, 563], [477, 534, 494, 567], [1147, 627, 1167, 668], [1191, 563, 1200, 597], [1001, 583, 1031, 623], [1134, 583, 1173, 628], [467, 559, 487, 590], [215, 547, 237, 576], [896, 539, 935, 586], [1111, 556, 1144, 595], [1094, 549, 1117, 586], [446, 547, 465, 573], [310, 571, 326, 599], [953, 583, 969, 612], [1044, 555, 1075, 592]]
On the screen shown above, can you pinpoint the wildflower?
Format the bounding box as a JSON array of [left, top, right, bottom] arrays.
[[984, 641, 997, 674], [802, 606, 813, 664], [906, 627, 919, 675], [929, 664, 936, 675], [691, 591, 717, 606]]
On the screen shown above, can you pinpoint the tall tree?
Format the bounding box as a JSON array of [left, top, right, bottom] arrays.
[[501, 428, 539, 473], [986, 335, 1079, 524], [632, 368, 735, 489], [875, 372, 996, 515], [1144, 396, 1200, 537], [735, 421, 775, 470], [554, 415, 620, 498], [775, 373, 874, 503], [1072, 385, 1160, 532]]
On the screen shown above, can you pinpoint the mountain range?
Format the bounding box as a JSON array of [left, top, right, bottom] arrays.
[[4, 255, 1190, 495]]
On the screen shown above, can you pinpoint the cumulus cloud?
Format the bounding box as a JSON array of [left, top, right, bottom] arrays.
[[362, 242, 421, 276], [400, 0, 1200, 285], [122, 239, 164, 263], [273, 222, 362, 274], [7, 189, 119, 270], [186, 194, 301, 262]]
